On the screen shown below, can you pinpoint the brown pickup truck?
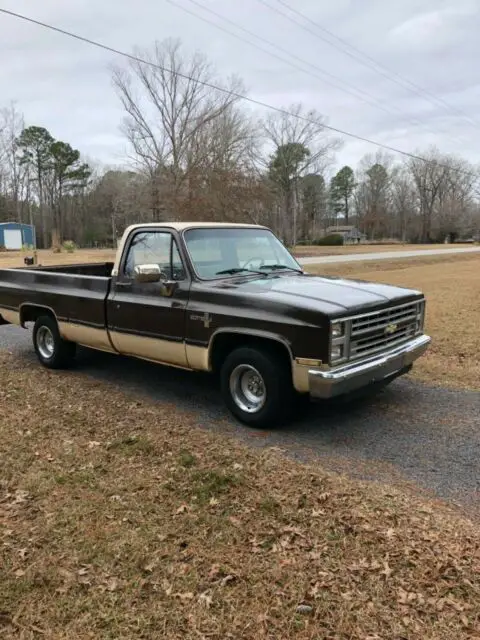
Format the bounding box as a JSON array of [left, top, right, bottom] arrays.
[[0, 223, 430, 427]]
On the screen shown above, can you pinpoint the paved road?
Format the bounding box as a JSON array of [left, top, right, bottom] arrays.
[[1, 324, 479, 517], [298, 246, 480, 265]]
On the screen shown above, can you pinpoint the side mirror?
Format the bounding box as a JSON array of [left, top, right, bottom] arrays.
[[133, 264, 163, 283]]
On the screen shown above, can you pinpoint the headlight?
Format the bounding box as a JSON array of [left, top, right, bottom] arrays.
[[331, 322, 344, 338], [330, 319, 349, 363], [331, 345, 343, 360], [416, 300, 425, 333]]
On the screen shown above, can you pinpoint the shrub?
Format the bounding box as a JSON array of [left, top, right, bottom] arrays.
[[62, 240, 77, 253], [312, 234, 344, 246]]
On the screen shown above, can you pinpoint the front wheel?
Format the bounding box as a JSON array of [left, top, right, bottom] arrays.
[[33, 315, 76, 369], [220, 346, 294, 428]]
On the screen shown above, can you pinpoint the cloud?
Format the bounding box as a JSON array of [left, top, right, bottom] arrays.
[[0, 0, 478, 172], [388, 3, 477, 51]]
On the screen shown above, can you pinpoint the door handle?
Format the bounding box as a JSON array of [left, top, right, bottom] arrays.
[[115, 281, 132, 289]]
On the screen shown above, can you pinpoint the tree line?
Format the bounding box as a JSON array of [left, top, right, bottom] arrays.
[[1, 38, 479, 249]]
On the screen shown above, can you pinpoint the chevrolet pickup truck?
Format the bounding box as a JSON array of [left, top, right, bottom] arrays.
[[0, 223, 430, 427]]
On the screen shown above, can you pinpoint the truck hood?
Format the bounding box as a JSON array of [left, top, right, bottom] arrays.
[[213, 273, 422, 316]]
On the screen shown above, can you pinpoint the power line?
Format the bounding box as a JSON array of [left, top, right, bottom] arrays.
[[165, 0, 402, 121], [274, 0, 480, 129], [260, 0, 480, 131], [0, 7, 477, 178], [168, 0, 462, 144]]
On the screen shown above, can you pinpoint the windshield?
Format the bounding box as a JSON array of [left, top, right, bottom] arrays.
[[183, 227, 302, 279]]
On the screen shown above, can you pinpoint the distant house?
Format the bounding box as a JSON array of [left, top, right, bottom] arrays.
[[326, 225, 366, 245]]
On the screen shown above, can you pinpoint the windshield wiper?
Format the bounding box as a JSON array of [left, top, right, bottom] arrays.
[[215, 267, 266, 276], [260, 264, 303, 274]]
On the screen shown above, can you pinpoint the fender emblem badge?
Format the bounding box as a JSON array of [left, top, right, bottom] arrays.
[[190, 312, 211, 329]]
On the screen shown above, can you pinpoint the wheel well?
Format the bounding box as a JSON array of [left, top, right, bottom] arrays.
[[210, 333, 292, 374], [20, 305, 57, 327]]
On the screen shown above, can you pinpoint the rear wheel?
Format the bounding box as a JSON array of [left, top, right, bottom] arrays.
[[33, 315, 76, 369], [220, 346, 294, 428]]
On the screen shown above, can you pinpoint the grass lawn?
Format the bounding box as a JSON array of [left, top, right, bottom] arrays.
[[0, 248, 116, 269], [306, 254, 480, 392], [0, 243, 476, 269], [1, 353, 479, 639]]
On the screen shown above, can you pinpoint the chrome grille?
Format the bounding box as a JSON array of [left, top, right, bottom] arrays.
[[349, 301, 424, 360]]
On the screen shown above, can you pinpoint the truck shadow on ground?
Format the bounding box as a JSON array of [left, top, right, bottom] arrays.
[[72, 347, 480, 514], [73, 346, 458, 446], [75, 346, 395, 431]]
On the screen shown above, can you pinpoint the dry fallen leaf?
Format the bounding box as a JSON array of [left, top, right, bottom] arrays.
[[175, 504, 189, 514], [143, 560, 156, 573], [18, 548, 28, 561], [296, 604, 313, 615], [208, 565, 220, 580], [162, 580, 172, 596], [106, 577, 118, 592], [198, 592, 213, 608], [229, 516, 242, 527], [381, 561, 393, 579], [174, 592, 194, 601]]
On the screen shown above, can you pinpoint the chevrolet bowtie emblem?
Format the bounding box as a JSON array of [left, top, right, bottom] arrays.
[[384, 322, 398, 335]]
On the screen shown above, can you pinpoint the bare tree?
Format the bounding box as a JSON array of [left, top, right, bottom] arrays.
[[0, 103, 27, 224], [112, 39, 246, 219], [354, 151, 393, 239], [263, 104, 339, 244], [434, 156, 477, 241], [390, 165, 417, 241], [406, 148, 451, 243]]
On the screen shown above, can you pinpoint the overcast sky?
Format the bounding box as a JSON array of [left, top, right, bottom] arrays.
[[1, 0, 479, 173]]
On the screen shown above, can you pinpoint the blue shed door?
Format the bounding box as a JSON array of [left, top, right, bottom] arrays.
[[4, 229, 23, 250]]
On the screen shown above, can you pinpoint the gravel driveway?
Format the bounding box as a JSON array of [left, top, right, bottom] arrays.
[[2, 324, 479, 517]]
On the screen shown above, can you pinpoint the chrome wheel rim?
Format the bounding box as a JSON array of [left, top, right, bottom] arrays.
[[229, 364, 266, 414], [37, 326, 55, 359]]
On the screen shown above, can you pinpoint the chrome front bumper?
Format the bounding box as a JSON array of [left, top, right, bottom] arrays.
[[309, 334, 431, 399]]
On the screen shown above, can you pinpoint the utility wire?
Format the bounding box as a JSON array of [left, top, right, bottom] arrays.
[[0, 7, 477, 178], [260, 0, 480, 130], [168, 0, 462, 144], [165, 0, 401, 121]]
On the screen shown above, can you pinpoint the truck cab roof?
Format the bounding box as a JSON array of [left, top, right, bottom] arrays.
[[124, 222, 266, 232]]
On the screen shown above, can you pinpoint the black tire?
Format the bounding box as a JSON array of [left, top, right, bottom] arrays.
[[220, 346, 294, 428], [33, 315, 76, 369]]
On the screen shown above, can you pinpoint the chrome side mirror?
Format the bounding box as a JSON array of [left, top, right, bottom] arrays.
[[133, 264, 178, 296], [133, 264, 163, 283]]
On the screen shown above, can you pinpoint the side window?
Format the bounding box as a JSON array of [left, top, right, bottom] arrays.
[[124, 232, 186, 281]]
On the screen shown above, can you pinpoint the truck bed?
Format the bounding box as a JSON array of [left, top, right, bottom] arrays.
[[0, 263, 113, 329], [26, 262, 114, 277]]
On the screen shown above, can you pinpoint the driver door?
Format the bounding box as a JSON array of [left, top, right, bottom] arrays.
[[107, 229, 190, 367]]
